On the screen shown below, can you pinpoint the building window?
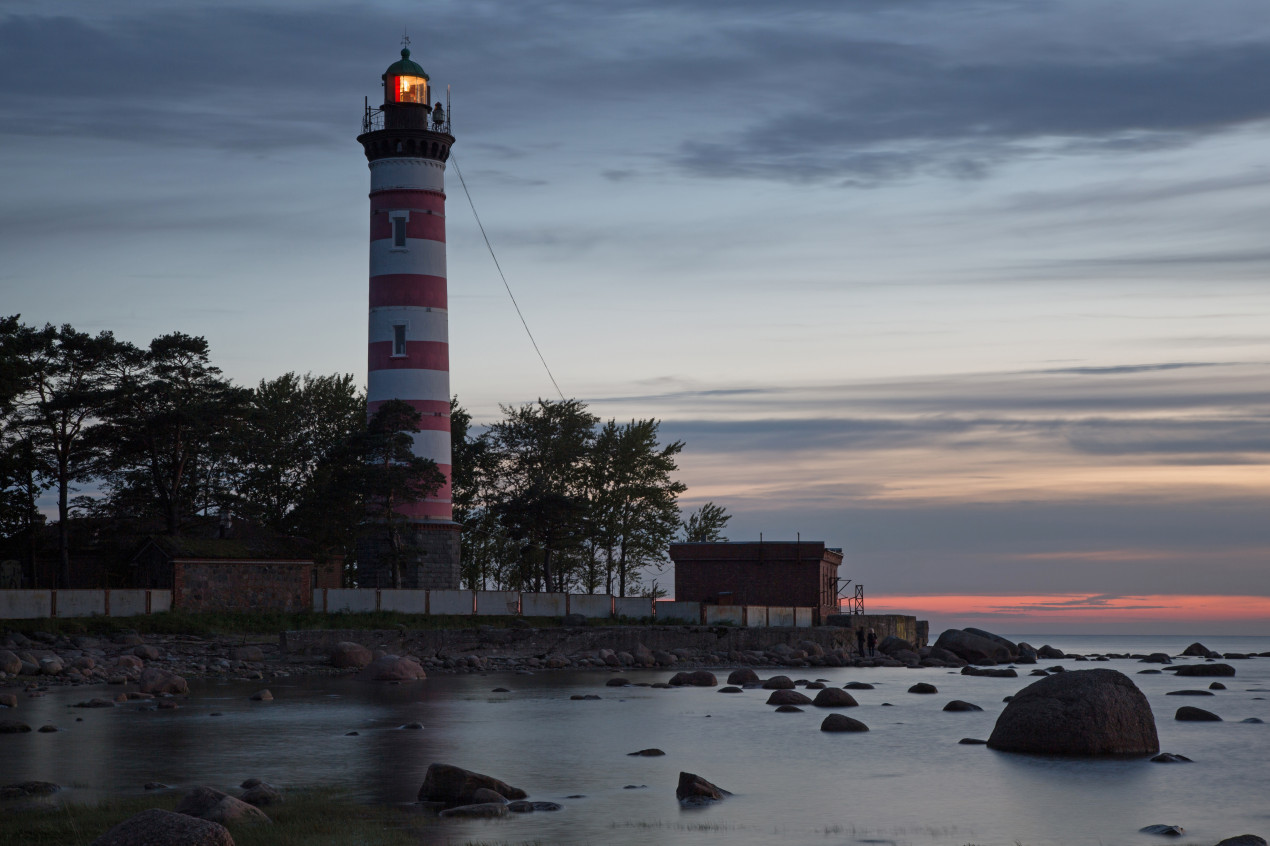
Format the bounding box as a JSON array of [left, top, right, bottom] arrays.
[[392, 217, 407, 248], [392, 324, 407, 356]]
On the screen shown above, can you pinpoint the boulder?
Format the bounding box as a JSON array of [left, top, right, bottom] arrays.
[[138, 668, 188, 695], [1174, 663, 1236, 677], [231, 646, 264, 663], [329, 642, 373, 669], [766, 689, 813, 706], [1175, 706, 1221, 722], [943, 700, 983, 712], [1150, 753, 1193, 763], [176, 786, 271, 825], [762, 675, 795, 690], [820, 714, 869, 732], [0, 650, 22, 675], [132, 645, 161, 661], [1139, 824, 1184, 836], [626, 748, 665, 756], [1181, 642, 1213, 657], [908, 683, 938, 694], [114, 655, 144, 670], [1015, 642, 1038, 663], [1216, 837, 1267, 846], [844, 681, 875, 690], [1166, 690, 1213, 696], [812, 688, 858, 708], [668, 670, 717, 687], [418, 763, 526, 805], [1140, 653, 1172, 664], [727, 668, 760, 685], [240, 783, 283, 806], [934, 629, 1013, 664], [1210, 682, 1227, 690], [507, 800, 563, 812], [0, 693, 15, 709], [962, 666, 1017, 678], [676, 771, 730, 804], [249, 689, 273, 702], [470, 787, 508, 804], [986, 669, 1159, 756], [358, 655, 426, 681], [0, 781, 60, 799], [963, 628, 1020, 659], [90, 809, 233, 846], [876, 636, 915, 656], [1037, 645, 1066, 659], [0, 720, 32, 733], [774, 704, 803, 712], [439, 802, 508, 818], [959, 738, 988, 745]]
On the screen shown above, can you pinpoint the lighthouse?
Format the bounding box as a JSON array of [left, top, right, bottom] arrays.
[[356, 46, 460, 588]]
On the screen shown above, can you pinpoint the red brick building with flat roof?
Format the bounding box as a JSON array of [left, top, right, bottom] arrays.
[[669, 541, 843, 621]]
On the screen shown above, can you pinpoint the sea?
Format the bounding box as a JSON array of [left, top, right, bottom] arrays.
[[3, 634, 1268, 846]]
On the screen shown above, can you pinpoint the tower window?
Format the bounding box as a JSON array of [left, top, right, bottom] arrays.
[[392, 217, 407, 248], [392, 324, 407, 356]]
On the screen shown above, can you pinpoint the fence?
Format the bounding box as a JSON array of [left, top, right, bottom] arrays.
[[0, 589, 172, 620], [311, 589, 819, 627]]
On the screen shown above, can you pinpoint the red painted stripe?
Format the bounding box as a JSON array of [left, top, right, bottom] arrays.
[[370, 190, 445, 214], [366, 399, 450, 432], [368, 340, 449, 372], [369, 275, 447, 310], [370, 212, 445, 243], [398, 500, 453, 520]]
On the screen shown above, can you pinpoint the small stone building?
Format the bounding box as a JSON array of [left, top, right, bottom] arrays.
[[131, 532, 340, 613], [669, 541, 844, 622]]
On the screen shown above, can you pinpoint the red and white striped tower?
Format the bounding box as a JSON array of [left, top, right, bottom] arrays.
[[356, 46, 460, 587]]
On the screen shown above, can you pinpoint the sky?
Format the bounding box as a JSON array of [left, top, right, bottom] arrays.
[[2, 0, 1269, 635]]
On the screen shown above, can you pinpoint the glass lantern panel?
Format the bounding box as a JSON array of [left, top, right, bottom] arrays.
[[391, 75, 428, 104]]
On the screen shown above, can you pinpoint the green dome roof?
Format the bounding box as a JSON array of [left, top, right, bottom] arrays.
[[385, 47, 429, 80]]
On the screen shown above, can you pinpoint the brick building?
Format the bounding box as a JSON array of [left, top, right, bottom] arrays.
[[130, 533, 341, 614], [669, 541, 843, 622]]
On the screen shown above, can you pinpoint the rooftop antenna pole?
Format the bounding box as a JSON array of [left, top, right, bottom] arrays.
[[447, 84, 451, 130], [402, 29, 410, 49]]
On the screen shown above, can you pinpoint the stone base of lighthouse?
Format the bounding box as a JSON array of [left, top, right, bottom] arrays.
[[356, 522, 461, 589]]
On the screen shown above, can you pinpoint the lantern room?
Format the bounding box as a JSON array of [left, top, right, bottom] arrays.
[[383, 47, 429, 105]]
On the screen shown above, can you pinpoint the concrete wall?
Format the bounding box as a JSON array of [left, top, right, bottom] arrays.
[[767, 606, 795, 627], [745, 606, 767, 627], [522, 593, 567, 617], [429, 589, 475, 615], [704, 604, 744, 626], [568, 594, 613, 618], [614, 597, 652, 620], [57, 590, 106, 618], [377, 589, 426, 614], [0, 589, 172, 620], [476, 591, 520, 616], [654, 601, 701, 623], [795, 607, 814, 628], [324, 588, 380, 613]]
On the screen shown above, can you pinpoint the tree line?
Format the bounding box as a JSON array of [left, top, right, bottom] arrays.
[[0, 318, 730, 593]]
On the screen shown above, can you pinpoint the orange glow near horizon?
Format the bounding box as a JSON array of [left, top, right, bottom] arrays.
[[858, 593, 1270, 622]]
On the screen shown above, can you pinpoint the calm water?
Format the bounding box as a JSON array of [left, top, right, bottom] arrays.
[[4, 635, 1270, 846]]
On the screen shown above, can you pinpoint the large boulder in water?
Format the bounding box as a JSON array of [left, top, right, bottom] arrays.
[[1174, 663, 1235, 677], [934, 629, 1013, 664], [329, 642, 373, 669], [91, 809, 234, 846], [876, 636, 915, 656], [986, 669, 1159, 756], [418, 763, 527, 805], [963, 628, 1019, 660], [1181, 642, 1214, 657], [669, 670, 717, 687], [727, 668, 760, 685], [676, 771, 730, 804]]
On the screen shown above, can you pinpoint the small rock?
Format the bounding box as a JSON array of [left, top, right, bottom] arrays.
[[762, 675, 795, 690], [1175, 706, 1221, 721], [1215, 836, 1267, 846], [1150, 753, 1193, 763], [959, 738, 988, 745], [605, 677, 630, 687], [175, 786, 271, 825], [676, 771, 730, 804], [718, 686, 742, 693], [0, 720, 32, 733], [943, 700, 983, 712], [250, 689, 273, 702], [491, 688, 510, 693], [241, 783, 283, 806], [439, 802, 508, 818], [1210, 682, 1227, 690], [401, 722, 423, 730], [144, 782, 168, 790], [727, 669, 760, 685], [0, 781, 60, 798], [774, 704, 804, 712], [132, 645, 160, 661], [812, 688, 858, 708], [37, 724, 58, 733], [908, 683, 938, 694], [843, 681, 874, 690], [766, 689, 813, 706], [627, 748, 665, 756], [570, 694, 601, 701], [507, 800, 563, 812], [1241, 717, 1264, 724], [1138, 824, 1184, 836], [1166, 690, 1214, 696], [1174, 663, 1236, 677]]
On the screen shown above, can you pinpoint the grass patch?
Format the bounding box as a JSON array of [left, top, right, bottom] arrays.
[[0, 789, 441, 846]]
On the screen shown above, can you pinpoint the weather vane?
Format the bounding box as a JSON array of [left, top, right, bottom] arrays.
[[401, 29, 410, 50]]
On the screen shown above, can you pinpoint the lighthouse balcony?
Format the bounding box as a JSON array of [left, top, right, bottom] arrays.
[[363, 104, 450, 135]]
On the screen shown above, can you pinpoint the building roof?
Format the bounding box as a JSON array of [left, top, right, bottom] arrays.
[[135, 531, 317, 562]]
